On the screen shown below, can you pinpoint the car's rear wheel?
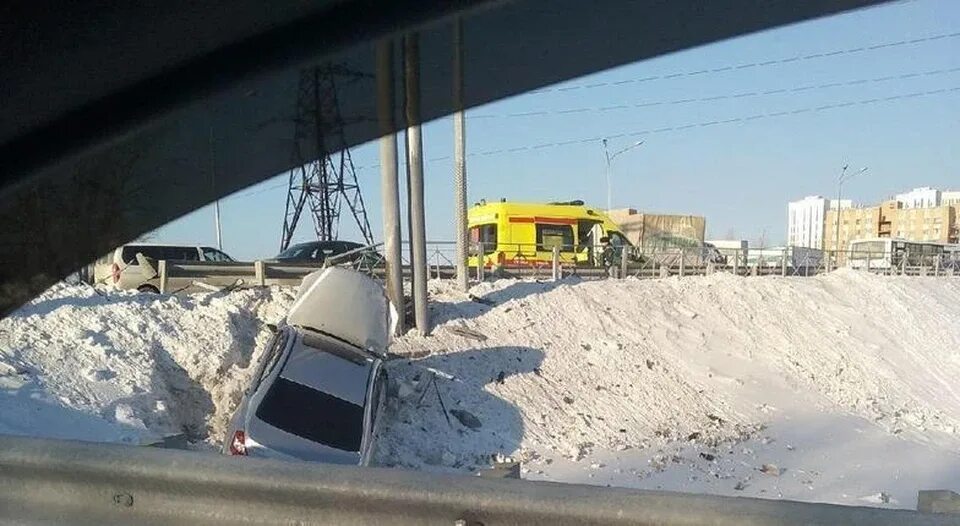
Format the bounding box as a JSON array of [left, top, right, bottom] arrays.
[[137, 284, 160, 294]]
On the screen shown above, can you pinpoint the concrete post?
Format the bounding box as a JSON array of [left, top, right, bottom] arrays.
[[620, 247, 629, 279], [376, 39, 405, 333], [404, 33, 430, 336], [781, 248, 788, 277], [733, 249, 740, 276], [679, 249, 686, 277], [158, 260, 168, 294], [254, 260, 266, 286], [452, 18, 469, 292]]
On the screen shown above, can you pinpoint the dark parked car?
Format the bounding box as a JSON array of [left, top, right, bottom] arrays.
[[274, 241, 382, 267]]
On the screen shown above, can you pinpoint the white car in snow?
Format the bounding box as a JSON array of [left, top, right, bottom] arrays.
[[222, 267, 396, 465]]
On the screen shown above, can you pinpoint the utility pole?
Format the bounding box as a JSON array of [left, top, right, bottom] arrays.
[[404, 33, 430, 336], [376, 39, 404, 333], [834, 164, 869, 265], [602, 139, 644, 211], [453, 18, 469, 292]]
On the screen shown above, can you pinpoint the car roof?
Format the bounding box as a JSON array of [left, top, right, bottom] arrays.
[[120, 243, 201, 248], [278, 330, 374, 406], [289, 240, 363, 248]]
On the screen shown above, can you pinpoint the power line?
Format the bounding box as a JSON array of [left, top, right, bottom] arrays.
[[352, 85, 959, 169], [233, 84, 959, 192], [523, 30, 960, 95], [469, 66, 960, 120]]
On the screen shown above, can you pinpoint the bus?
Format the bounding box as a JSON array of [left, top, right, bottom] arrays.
[[848, 238, 953, 270], [468, 200, 632, 268]]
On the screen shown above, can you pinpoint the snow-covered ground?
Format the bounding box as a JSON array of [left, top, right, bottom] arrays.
[[0, 283, 294, 446], [376, 271, 960, 509], [1, 271, 959, 510]]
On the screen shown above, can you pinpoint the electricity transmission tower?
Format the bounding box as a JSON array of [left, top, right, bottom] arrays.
[[280, 64, 374, 251]]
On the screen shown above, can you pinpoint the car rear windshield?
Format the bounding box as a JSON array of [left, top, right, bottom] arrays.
[[276, 243, 315, 259], [255, 377, 363, 452]]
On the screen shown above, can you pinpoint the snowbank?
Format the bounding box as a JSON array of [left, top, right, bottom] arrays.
[[3, 271, 959, 508], [0, 283, 295, 446], [375, 271, 960, 507]]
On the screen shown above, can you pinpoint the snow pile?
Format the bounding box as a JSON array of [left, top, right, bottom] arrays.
[[3, 271, 960, 508], [376, 271, 960, 506], [0, 283, 295, 445]]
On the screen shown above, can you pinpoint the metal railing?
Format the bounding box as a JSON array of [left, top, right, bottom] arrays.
[[0, 434, 953, 525], [142, 243, 958, 295]]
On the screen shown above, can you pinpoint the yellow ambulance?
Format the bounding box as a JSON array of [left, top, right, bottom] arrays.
[[467, 199, 632, 268]]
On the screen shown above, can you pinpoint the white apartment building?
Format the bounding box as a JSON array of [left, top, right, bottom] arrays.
[[787, 196, 850, 249], [788, 196, 826, 249], [942, 190, 960, 207], [895, 187, 941, 209]]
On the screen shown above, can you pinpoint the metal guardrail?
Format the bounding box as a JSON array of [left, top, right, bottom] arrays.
[[149, 243, 958, 294], [0, 435, 953, 525], [157, 260, 327, 292]]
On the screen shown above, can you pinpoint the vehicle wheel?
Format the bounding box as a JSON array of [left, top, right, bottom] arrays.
[[137, 285, 160, 294]]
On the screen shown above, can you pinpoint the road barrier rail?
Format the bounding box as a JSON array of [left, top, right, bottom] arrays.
[[0, 434, 954, 525]]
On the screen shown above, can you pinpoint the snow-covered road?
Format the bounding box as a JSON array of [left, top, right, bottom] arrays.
[[2, 270, 959, 509]]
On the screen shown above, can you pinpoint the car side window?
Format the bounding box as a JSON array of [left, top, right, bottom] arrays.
[[163, 246, 200, 261], [252, 331, 288, 392], [201, 247, 233, 262]]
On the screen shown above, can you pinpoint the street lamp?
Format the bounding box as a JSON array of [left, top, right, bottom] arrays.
[[602, 139, 644, 211], [834, 164, 869, 258]]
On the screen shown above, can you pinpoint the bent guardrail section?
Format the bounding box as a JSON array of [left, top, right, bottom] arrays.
[[0, 435, 952, 525]]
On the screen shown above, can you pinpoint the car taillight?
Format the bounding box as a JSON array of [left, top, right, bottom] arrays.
[[229, 430, 247, 456], [111, 263, 121, 284]]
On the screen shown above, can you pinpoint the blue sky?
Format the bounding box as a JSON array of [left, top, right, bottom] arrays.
[[153, 0, 960, 260]]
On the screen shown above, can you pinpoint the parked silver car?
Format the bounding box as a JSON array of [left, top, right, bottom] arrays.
[[223, 267, 395, 465], [93, 243, 234, 293]]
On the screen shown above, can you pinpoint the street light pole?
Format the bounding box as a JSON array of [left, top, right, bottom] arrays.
[[601, 139, 644, 211], [834, 165, 848, 254], [834, 164, 868, 264]]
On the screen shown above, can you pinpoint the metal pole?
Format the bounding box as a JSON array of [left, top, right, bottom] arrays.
[[602, 139, 612, 212], [404, 33, 430, 336], [551, 246, 560, 282], [453, 18, 469, 292], [210, 126, 223, 251], [835, 179, 844, 262], [376, 39, 405, 334]]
